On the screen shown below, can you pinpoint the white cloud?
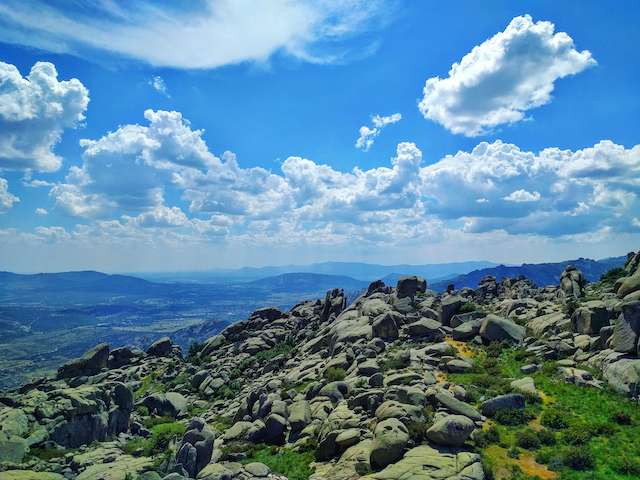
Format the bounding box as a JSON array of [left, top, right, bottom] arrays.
[[47, 108, 640, 249], [149, 76, 170, 97], [0, 0, 389, 69], [0, 61, 89, 171], [0, 177, 19, 213], [126, 205, 188, 228], [355, 112, 402, 151], [503, 189, 541, 202], [35, 208, 48, 216], [422, 140, 639, 236], [419, 15, 595, 136]]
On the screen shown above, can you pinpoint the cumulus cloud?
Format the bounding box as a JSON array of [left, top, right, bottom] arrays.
[[0, 0, 390, 69], [0, 177, 19, 213], [0, 61, 89, 171], [503, 189, 541, 202], [35, 208, 48, 216], [149, 76, 170, 97], [47, 108, 640, 249], [419, 15, 596, 136], [421, 140, 639, 236], [355, 113, 402, 151]]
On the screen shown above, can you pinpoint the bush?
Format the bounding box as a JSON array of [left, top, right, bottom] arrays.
[[536, 428, 556, 446], [541, 407, 569, 429], [562, 446, 595, 470], [600, 267, 626, 285], [243, 445, 314, 480], [561, 424, 591, 445], [474, 424, 501, 448], [494, 408, 531, 426], [125, 422, 186, 457], [516, 428, 540, 449], [381, 353, 409, 371], [187, 341, 205, 360], [458, 302, 477, 314], [612, 410, 632, 425], [324, 367, 346, 382], [406, 407, 434, 442], [613, 455, 640, 476], [507, 446, 520, 459]]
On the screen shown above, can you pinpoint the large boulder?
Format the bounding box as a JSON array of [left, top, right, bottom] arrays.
[[560, 265, 586, 299], [479, 315, 525, 343], [175, 418, 215, 478], [369, 418, 409, 470], [396, 276, 427, 299], [480, 394, 525, 417], [405, 318, 444, 341], [57, 343, 109, 379], [108, 346, 143, 369], [426, 414, 475, 446], [603, 358, 640, 397], [610, 301, 640, 354], [146, 337, 174, 357], [439, 296, 464, 326], [141, 392, 186, 417], [617, 270, 640, 299], [363, 445, 484, 480], [571, 301, 611, 334], [372, 312, 400, 340]]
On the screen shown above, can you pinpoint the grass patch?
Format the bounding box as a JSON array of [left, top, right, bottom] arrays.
[[242, 445, 315, 480], [324, 367, 346, 382], [448, 344, 640, 480], [134, 371, 166, 399], [124, 421, 186, 457]]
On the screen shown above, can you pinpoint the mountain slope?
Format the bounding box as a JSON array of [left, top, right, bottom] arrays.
[[431, 256, 626, 291], [137, 260, 498, 283]]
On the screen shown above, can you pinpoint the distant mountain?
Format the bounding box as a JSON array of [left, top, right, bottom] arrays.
[[137, 260, 498, 284], [248, 272, 368, 294], [431, 256, 627, 292]]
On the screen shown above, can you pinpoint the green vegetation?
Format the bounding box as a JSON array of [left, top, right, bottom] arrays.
[[134, 371, 166, 399], [124, 421, 186, 457], [380, 352, 410, 371], [448, 345, 640, 480], [324, 367, 346, 382], [242, 445, 315, 480], [599, 267, 626, 287], [459, 301, 479, 314]]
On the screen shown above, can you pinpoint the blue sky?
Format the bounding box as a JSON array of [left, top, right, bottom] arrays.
[[0, 0, 638, 272]]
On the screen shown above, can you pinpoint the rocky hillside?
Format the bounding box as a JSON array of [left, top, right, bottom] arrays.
[[1, 251, 640, 480]]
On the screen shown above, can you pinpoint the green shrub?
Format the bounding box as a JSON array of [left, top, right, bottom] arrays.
[[507, 446, 520, 459], [380, 354, 409, 371], [516, 428, 540, 449], [562, 446, 595, 470], [187, 341, 205, 360], [540, 407, 569, 429], [613, 455, 640, 476], [600, 267, 626, 285], [324, 367, 346, 382], [126, 421, 186, 457], [561, 423, 592, 445], [493, 408, 531, 426], [406, 407, 434, 442], [458, 302, 477, 314], [243, 445, 314, 480], [612, 410, 632, 425], [474, 424, 501, 448], [536, 428, 556, 446]]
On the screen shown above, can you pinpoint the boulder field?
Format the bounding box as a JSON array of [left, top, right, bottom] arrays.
[[1, 252, 640, 479]]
